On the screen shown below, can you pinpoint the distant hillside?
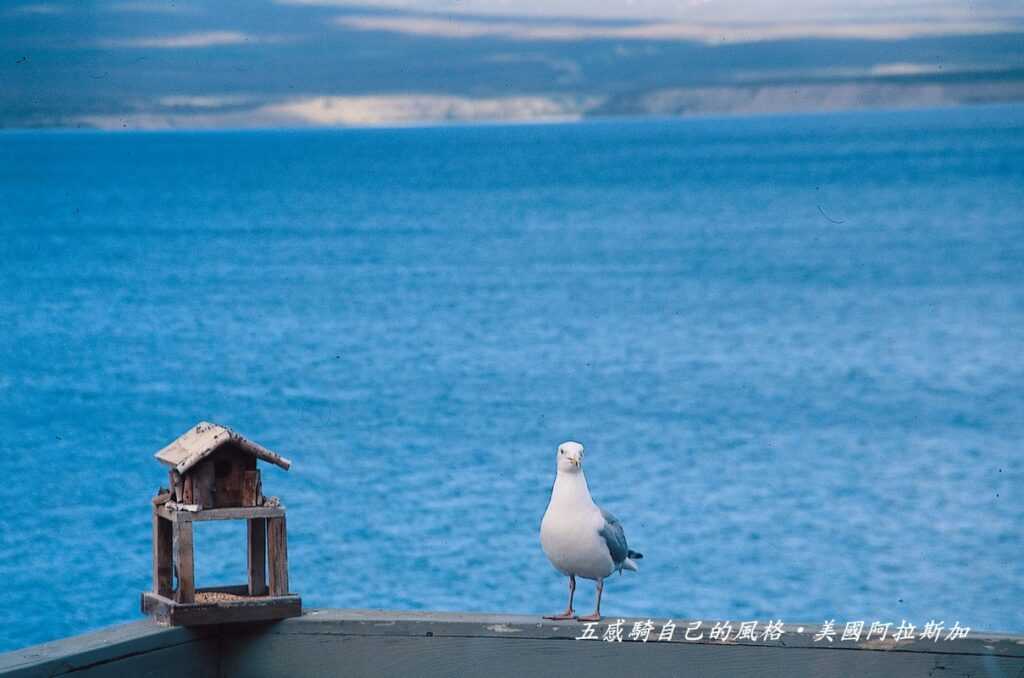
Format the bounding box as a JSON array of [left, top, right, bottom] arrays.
[[3, 1, 1024, 128]]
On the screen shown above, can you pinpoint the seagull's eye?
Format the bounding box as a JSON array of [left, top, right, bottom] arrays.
[[559, 449, 563, 455]]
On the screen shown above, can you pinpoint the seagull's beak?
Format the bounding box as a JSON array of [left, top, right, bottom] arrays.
[[570, 457, 580, 468]]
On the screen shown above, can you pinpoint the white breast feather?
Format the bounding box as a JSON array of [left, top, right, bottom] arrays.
[[540, 472, 616, 580]]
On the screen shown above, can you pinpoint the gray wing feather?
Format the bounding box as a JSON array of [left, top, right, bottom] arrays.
[[598, 507, 629, 566]]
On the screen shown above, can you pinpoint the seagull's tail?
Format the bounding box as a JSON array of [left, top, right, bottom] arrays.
[[621, 550, 643, 572]]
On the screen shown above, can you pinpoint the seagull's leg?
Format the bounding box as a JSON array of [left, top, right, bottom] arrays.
[[576, 578, 603, 622], [543, 575, 576, 620]]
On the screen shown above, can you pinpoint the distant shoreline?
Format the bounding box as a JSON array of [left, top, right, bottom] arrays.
[[3, 98, 1022, 134]]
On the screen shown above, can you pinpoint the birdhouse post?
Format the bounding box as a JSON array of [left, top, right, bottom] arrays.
[[142, 422, 301, 626]]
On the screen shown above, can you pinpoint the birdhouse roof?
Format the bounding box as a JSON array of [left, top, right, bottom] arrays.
[[155, 422, 292, 475]]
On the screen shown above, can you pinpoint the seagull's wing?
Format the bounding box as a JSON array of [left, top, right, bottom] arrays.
[[598, 507, 629, 566]]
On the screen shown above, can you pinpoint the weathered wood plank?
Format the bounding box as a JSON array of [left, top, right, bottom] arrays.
[[141, 592, 301, 627], [155, 422, 292, 474], [267, 517, 289, 596], [173, 520, 195, 603], [218, 632, 1024, 678], [248, 517, 268, 596], [181, 474, 194, 505], [4, 610, 1022, 678], [152, 509, 173, 597], [249, 610, 1024, 657], [191, 459, 216, 510], [219, 611, 1024, 677], [157, 505, 285, 523], [0, 621, 218, 678], [209, 447, 246, 507], [242, 469, 261, 507], [169, 469, 183, 503]]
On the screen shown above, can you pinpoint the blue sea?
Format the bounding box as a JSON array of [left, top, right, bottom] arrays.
[[1, 105, 1022, 652]]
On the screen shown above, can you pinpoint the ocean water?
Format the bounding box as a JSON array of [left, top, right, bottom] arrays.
[[1, 106, 1022, 652]]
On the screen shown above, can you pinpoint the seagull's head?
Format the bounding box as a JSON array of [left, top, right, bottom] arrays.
[[556, 441, 585, 473]]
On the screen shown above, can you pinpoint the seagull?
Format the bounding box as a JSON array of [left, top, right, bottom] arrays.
[[540, 441, 643, 622]]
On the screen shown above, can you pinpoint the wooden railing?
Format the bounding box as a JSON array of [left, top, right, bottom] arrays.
[[2, 610, 1022, 677]]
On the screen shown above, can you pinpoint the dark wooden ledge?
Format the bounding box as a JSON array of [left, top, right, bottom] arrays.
[[2, 610, 1022, 677]]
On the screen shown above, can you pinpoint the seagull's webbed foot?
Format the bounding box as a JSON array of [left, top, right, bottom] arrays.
[[543, 610, 576, 621], [575, 613, 601, 622]]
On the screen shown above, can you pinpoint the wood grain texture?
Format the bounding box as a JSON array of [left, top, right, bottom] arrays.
[[242, 470, 261, 507], [3, 611, 1022, 678], [219, 633, 1024, 678], [191, 459, 216, 510], [141, 592, 301, 627], [152, 509, 173, 597], [154, 422, 291, 474], [211, 448, 248, 508], [220, 611, 1024, 678], [169, 470, 183, 503], [181, 474, 194, 505], [267, 517, 289, 596], [172, 520, 195, 603], [157, 505, 285, 523], [248, 517, 268, 596], [0, 621, 217, 678], [247, 610, 1024, 656]]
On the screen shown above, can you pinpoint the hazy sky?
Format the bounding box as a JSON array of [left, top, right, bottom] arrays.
[[279, 0, 1023, 22]]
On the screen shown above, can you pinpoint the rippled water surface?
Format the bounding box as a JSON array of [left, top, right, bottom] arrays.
[[1, 106, 1022, 651]]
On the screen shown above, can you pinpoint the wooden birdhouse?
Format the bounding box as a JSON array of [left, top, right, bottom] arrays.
[[142, 422, 301, 626]]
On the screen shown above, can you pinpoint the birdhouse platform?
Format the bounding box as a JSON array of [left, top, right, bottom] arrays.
[[142, 422, 301, 626]]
